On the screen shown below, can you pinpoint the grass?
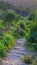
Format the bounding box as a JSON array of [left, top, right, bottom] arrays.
[[0, 20, 5, 29]]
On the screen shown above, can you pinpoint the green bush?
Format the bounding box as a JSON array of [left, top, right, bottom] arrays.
[[0, 32, 16, 58], [1, 33, 16, 49], [13, 29, 25, 38], [23, 55, 32, 64], [0, 42, 7, 58], [25, 19, 37, 51], [20, 22, 25, 29], [3, 11, 16, 27], [22, 55, 37, 65], [28, 13, 34, 20], [31, 59, 37, 65], [4, 12, 15, 22]]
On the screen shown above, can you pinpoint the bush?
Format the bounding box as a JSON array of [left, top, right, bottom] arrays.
[[4, 12, 15, 22], [13, 29, 25, 38], [3, 11, 15, 27], [22, 55, 37, 65], [31, 59, 37, 65], [1, 33, 16, 49], [0, 42, 7, 58], [23, 55, 32, 64], [20, 22, 25, 29], [25, 21, 37, 51], [28, 13, 34, 20], [0, 32, 16, 58]]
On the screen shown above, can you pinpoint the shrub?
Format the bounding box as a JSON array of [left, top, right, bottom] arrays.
[[20, 22, 25, 29], [3, 11, 15, 27], [0, 32, 16, 58], [23, 55, 32, 64], [28, 13, 34, 20], [4, 12, 15, 22], [25, 21, 37, 51], [1, 33, 16, 49], [13, 29, 25, 38], [0, 42, 7, 58], [31, 59, 37, 65]]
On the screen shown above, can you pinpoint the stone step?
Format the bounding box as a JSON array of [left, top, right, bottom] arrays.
[[7, 55, 21, 59], [16, 39, 25, 44], [11, 51, 27, 55], [14, 46, 25, 49], [2, 38, 27, 65]]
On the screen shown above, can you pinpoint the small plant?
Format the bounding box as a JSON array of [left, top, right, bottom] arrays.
[[31, 59, 37, 65], [22, 55, 32, 64]]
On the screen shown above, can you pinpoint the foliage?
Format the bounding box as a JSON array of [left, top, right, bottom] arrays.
[[25, 11, 37, 51], [1, 33, 16, 49], [22, 55, 32, 64], [0, 1, 13, 11], [0, 20, 5, 29], [12, 20, 25, 38], [22, 55, 37, 65], [0, 1, 37, 59], [0, 42, 7, 58], [31, 59, 37, 65], [4, 12, 15, 22], [28, 13, 34, 20], [0, 32, 16, 58]]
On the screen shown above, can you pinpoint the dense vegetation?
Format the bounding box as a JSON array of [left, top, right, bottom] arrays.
[[0, 1, 26, 58], [0, 1, 37, 65], [25, 11, 37, 51], [23, 11, 37, 65]]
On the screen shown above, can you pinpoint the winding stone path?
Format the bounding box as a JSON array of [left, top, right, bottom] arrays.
[[1, 38, 37, 65]]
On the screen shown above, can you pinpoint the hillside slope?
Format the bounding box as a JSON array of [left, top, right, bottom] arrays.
[[1, 0, 37, 9], [0, 1, 31, 17]]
